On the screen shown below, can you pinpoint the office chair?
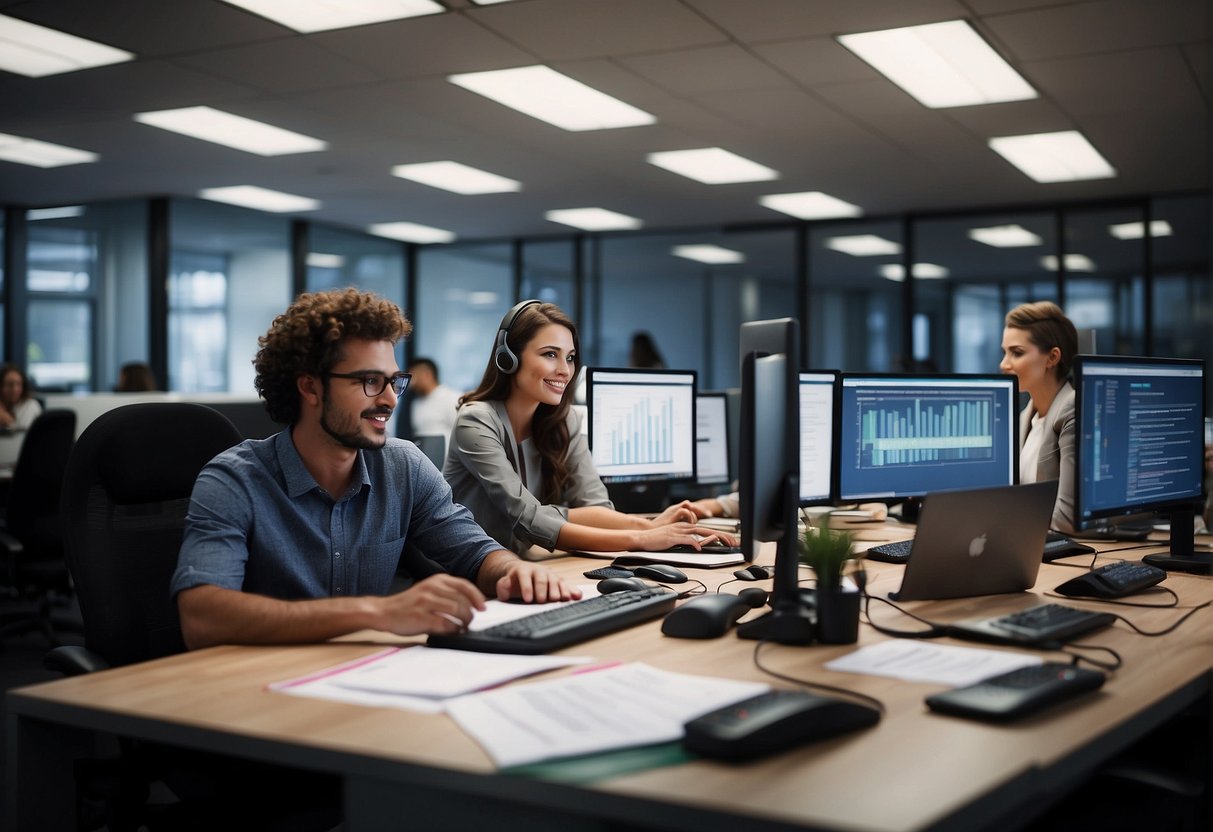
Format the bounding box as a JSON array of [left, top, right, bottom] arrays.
[[0, 408, 78, 645], [44, 402, 339, 832]]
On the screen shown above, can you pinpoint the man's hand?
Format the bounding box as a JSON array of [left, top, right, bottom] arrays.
[[378, 573, 487, 635], [491, 559, 582, 604]]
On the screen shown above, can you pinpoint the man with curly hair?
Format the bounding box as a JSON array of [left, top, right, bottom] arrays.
[[171, 288, 578, 648]]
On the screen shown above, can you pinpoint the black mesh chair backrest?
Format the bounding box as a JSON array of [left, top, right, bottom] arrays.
[[6, 409, 76, 557], [61, 402, 243, 667]]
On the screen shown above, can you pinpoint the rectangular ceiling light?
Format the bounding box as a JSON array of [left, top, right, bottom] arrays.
[[368, 221, 456, 244], [218, 0, 443, 33], [0, 14, 134, 77], [26, 205, 85, 221], [392, 161, 521, 195], [968, 224, 1043, 247], [199, 186, 319, 213], [988, 130, 1115, 183], [1108, 220, 1173, 240], [135, 106, 327, 156], [306, 253, 345, 269], [0, 132, 97, 167], [825, 234, 902, 257], [672, 245, 745, 265], [449, 65, 656, 132], [1041, 254, 1096, 272], [880, 263, 949, 281], [648, 148, 777, 184], [545, 207, 642, 231], [838, 20, 1036, 108], [759, 191, 862, 220]]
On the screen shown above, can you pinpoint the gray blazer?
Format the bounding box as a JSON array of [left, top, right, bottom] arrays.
[[1019, 381, 1076, 533], [443, 400, 612, 553]]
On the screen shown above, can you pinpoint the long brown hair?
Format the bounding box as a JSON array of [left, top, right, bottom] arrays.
[[462, 303, 580, 504]]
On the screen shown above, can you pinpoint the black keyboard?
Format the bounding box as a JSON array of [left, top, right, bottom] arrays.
[[865, 538, 914, 564], [925, 662, 1106, 721], [1042, 532, 1097, 562], [427, 587, 676, 654], [1055, 560, 1166, 599], [948, 603, 1116, 647]]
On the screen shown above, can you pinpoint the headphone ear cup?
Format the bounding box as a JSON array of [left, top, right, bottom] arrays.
[[493, 331, 518, 374]]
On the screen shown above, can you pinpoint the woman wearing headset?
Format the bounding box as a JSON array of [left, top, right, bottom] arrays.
[[444, 301, 736, 555]]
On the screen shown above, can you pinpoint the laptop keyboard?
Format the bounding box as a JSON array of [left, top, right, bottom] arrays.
[[865, 539, 914, 563], [426, 587, 676, 655]]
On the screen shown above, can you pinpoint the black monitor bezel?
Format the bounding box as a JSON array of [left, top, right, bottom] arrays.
[[695, 391, 731, 487], [837, 372, 1020, 502], [797, 369, 841, 507], [585, 366, 698, 485], [1073, 354, 1207, 529]]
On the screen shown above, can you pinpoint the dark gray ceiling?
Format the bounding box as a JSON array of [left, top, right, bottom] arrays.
[[0, 0, 1208, 242]]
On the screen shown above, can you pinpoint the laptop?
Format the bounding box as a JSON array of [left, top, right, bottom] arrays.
[[887, 481, 1058, 602]]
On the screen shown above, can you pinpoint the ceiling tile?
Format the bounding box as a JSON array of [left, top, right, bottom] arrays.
[[619, 45, 793, 95]]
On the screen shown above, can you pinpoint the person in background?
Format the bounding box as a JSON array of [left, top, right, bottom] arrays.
[[1001, 301, 1078, 533], [0, 363, 42, 468], [116, 361, 158, 392], [629, 331, 666, 369], [406, 357, 461, 439], [172, 289, 577, 650], [445, 300, 734, 555]]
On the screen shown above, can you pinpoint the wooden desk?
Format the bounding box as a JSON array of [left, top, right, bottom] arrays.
[[7, 543, 1213, 832]]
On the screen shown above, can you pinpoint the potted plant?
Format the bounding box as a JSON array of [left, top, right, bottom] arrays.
[[798, 519, 863, 643]]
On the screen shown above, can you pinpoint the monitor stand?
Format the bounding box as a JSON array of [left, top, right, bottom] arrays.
[[1143, 507, 1213, 575], [605, 481, 670, 515], [736, 473, 815, 644], [1074, 515, 1154, 542]]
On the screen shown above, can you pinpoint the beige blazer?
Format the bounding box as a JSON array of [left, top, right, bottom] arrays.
[[1019, 380, 1075, 533]]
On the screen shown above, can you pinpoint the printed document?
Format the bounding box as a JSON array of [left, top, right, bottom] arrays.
[[446, 663, 768, 768], [825, 640, 1041, 687]]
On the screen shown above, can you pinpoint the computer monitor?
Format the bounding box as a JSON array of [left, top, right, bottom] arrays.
[[695, 393, 730, 487], [586, 368, 697, 484], [735, 318, 811, 644], [838, 374, 1019, 502], [1073, 355, 1208, 573], [799, 371, 839, 505]]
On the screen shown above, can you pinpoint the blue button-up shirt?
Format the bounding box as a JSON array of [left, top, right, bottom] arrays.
[[171, 430, 500, 600]]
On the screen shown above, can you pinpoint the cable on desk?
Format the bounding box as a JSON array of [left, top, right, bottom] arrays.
[[751, 640, 887, 715], [674, 579, 707, 598], [1058, 644, 1123, 671], [1105, 599, 1212, 637], [860, 593, 946, 639], [1042, 586, 1182, 609]]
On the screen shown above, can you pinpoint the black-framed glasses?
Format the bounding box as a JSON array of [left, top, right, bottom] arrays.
[[324, 371, 411, 397]]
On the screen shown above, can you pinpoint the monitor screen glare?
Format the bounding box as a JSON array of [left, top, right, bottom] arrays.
[[839, 375, 1017, 501], [588, 369, 697, 483], [799, 372, 836, 504], [695, 393, 730, 486]]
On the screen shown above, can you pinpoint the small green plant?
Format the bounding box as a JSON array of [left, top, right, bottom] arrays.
[[798, 519, 857, 593]]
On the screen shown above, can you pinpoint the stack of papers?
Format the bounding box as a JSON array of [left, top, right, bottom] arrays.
[[270, 646, 592, 713]]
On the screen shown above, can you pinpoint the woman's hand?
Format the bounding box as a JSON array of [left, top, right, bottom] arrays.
[[651, 500, 710, 526], [635, 523, 737, 551]]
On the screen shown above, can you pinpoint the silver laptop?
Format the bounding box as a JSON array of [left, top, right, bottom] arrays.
[[888, 481, 1058, 602]]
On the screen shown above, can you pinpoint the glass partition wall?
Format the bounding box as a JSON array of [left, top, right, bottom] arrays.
[[2, 195, 1207, 418]]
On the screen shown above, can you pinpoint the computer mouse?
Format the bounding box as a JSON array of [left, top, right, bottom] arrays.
[[683, 689, 881, 761], [661, 594, 753, 639], [733, 565, 773, 581], [596, 576, 650, 594], [738, 587, 769, 608], [630, 564, 688, 584]]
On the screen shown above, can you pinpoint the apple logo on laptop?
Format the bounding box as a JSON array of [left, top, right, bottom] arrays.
[[968, 533, 988, 558]]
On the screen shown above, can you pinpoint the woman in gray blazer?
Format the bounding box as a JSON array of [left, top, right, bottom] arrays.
[[1000, 301, 1078, 533], [444, 301, 735, 555]]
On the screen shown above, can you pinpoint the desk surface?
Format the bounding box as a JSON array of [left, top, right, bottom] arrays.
[[8, 538, 1213, 832]]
